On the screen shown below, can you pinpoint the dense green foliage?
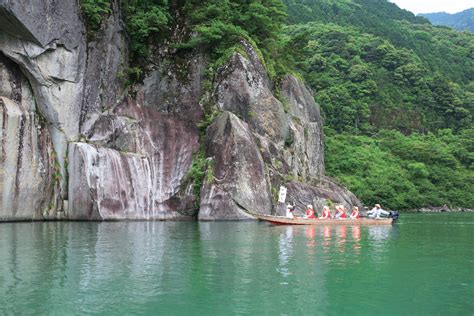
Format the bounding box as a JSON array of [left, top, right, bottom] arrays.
[[280, 0, 474, 209], [325, 128, 474, 209], [420, 8, 474, 33], [178, 0, 287, 78], [282, 22, 474, 133], [121, 0, 170, 61], [80, 0, 111, 34]]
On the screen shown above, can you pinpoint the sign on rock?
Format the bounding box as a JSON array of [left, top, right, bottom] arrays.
[[278, 186, 287, 203]]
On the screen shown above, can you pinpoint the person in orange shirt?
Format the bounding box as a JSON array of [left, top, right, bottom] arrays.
[[305, 204, 316, 219], [350, 206, 360, 219], [319, 206, 331, 219]]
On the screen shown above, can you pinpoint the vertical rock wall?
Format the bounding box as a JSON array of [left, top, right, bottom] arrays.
[[68, 101, 200, 220], [0, 54, 58, 220], [0, 0, 87, 219], [199, 112, 273, 220]]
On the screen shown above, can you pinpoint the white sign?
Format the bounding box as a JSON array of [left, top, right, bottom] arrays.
[[278, 186, 287, 203]]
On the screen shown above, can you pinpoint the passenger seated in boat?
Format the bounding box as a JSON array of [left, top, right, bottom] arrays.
[[319, 206, 331, 219], [350, 206, 360, 219], [305, 205, 316, 219], [334, 205, 347, 219], [286, 204, 295, 219], [367, 204, 389, 219]]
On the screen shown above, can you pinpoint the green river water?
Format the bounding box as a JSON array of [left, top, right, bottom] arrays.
[[0, 213, 473, 315]]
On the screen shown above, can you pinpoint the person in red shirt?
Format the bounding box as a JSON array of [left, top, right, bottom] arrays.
[[319, 206, 331, 219], [335, 205, 347, 219], [305, 205, 316, 219], [350, 206, 360, 219]]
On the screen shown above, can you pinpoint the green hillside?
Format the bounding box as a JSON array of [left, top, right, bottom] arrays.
[[281, 0, 474, 209]]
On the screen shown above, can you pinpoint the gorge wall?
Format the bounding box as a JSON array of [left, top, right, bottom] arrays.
[[0, 1, 360, 221]]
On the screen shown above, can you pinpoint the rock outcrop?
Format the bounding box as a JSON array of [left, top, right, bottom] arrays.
[[199, 112, 273, 220], [0, 2, 361, 221], [202, 41, 360, 219], [215, 41, 288, 143]]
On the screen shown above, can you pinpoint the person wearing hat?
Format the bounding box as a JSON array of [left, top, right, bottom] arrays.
[[319, 206, 331, 219], [350, 206, 360, 219], [335, 205, 347, 219], [286, 204, 295, 219], [305, 204, 316, 219], [367, 204, 389, 219]]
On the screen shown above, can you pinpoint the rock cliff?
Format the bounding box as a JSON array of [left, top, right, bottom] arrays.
[[0, 1, 360, 221]]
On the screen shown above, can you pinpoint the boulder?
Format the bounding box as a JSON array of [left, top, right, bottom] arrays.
[[199, 112, 273, 220]]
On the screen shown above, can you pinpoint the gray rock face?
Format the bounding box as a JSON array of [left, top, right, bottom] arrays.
[[68, 100, 200, 220], [0, 0, 87, 201], [215, 41, 288, 143], [205, 42, 361, 219], [0, 54, 59, 220], [0, 1, 86, 139], [81, 0, 128, 127], [137, 52, 206, 124], [281, 75, 325, 178], [199, 112, 273, 220], [0, 0, 83, 48]]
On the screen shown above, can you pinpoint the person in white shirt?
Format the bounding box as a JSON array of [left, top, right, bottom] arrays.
[[367, 204, 389, 219], [286, 204, 295, 219]]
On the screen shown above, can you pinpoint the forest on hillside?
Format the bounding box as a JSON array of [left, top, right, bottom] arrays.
[[81, 0, 474, 209], [282, 0, 474, 209]]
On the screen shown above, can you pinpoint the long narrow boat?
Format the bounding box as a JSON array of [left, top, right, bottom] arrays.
[[252, 213, 394, 225]]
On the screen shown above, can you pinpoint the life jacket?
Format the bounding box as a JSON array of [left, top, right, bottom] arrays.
[[339, 212, 347, 219], [351, 210, 360, 219], [306, 209, 316, 219], [321, 209, 331, 219]]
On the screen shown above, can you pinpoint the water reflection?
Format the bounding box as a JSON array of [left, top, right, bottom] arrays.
[[367, 225, 393, 245], [278, 226, 294, 277], [336, 226, 347, 253], [305, 226, 317, 254], [352, 225, 361, 254]]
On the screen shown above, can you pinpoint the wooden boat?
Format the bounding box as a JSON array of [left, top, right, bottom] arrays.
[[252, 213, 394, 225]]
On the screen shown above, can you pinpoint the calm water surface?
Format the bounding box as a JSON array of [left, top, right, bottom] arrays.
[[0, 213, 473, 315]]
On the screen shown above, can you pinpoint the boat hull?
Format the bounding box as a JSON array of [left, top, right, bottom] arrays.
[[253, 214, 394, 225]]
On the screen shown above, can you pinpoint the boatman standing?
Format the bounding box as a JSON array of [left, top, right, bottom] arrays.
[[286, 204, 295, 219], [367, 204, 389, 219]]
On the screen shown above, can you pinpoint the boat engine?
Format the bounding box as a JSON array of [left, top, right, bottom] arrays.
[[388, 211, 399, 220]]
